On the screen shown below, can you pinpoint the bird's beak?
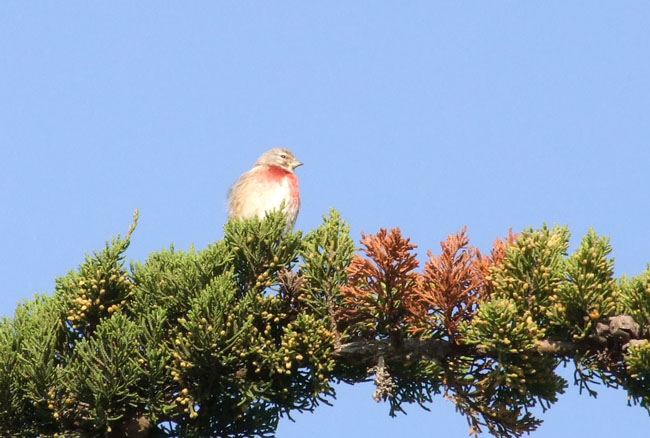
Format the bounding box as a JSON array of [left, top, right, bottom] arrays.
[[292, 159, 303, 170]]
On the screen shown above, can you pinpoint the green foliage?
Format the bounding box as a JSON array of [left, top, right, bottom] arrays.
[[381, 360, 443, 417], [299, 209, 355, 320], [63, 311, 145, 433], [224, 208, 302, 293], [625, 341, 650, 411], [0, 209, 341, 438], [129, 241, 232, 332], [488, 225, 569, 325], [547, 228, 617, 338], [2, 213, 650, 438], [619, 267, 650, 328], [620, 269, 650, 410], [461, 298, 565, 436], [466, 298, 545, 358], [57, 214, 138, 338], [0, 295, 66, 436], [134, 306, 177, 425]]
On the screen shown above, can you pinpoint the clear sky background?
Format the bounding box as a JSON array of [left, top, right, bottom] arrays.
[[1, 2, 650, 437]]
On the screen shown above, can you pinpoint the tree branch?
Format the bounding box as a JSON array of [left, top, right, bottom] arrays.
[[333, 315, 646, 367], [333, 338, 452, 366]]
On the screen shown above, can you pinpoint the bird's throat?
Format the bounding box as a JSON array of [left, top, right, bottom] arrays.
[[263, 165, 293, 181]]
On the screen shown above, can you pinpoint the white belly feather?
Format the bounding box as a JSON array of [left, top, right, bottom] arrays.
[[239, 176, 293, 219]]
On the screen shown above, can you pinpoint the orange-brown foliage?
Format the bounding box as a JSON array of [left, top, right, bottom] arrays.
[[406, 227, 483, 341], [474, 228, 518, 293], [339, 227, 517, 341], [339, 228, 419, 337], [407, 228, 517, 342]]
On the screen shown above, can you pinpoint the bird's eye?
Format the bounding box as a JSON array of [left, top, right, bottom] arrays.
[[280, 154, 287, 159]]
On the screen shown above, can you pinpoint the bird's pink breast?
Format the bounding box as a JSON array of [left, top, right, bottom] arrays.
[[263, 165, 291, 181], [286, 173, 299, 202], [264, 166, 299, 201]]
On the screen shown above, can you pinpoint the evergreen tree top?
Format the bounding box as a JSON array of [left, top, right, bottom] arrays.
[[1, 210, 649, 437]]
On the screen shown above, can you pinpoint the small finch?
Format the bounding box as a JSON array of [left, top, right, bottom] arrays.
[[228, 148, 303, 232]]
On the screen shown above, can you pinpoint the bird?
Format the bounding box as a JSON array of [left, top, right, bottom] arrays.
[[227, 148, 303, 232]]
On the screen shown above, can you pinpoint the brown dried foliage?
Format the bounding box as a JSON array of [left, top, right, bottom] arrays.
[[339, 228, 419, 337], [404, 227, 483, 341], [407, 228, 517, 342], [339, 226, 517, 342], [474, 228, 518, 294]]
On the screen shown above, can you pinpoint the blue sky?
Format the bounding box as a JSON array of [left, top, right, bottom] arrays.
[[1, 2, 649, 437]]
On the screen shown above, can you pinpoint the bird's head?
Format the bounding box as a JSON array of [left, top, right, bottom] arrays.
[[255, 148, 303, 172]]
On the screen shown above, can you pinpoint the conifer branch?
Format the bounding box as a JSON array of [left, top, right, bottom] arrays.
[[333, 315, 646, 365], [2, 212, 650, 438]]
